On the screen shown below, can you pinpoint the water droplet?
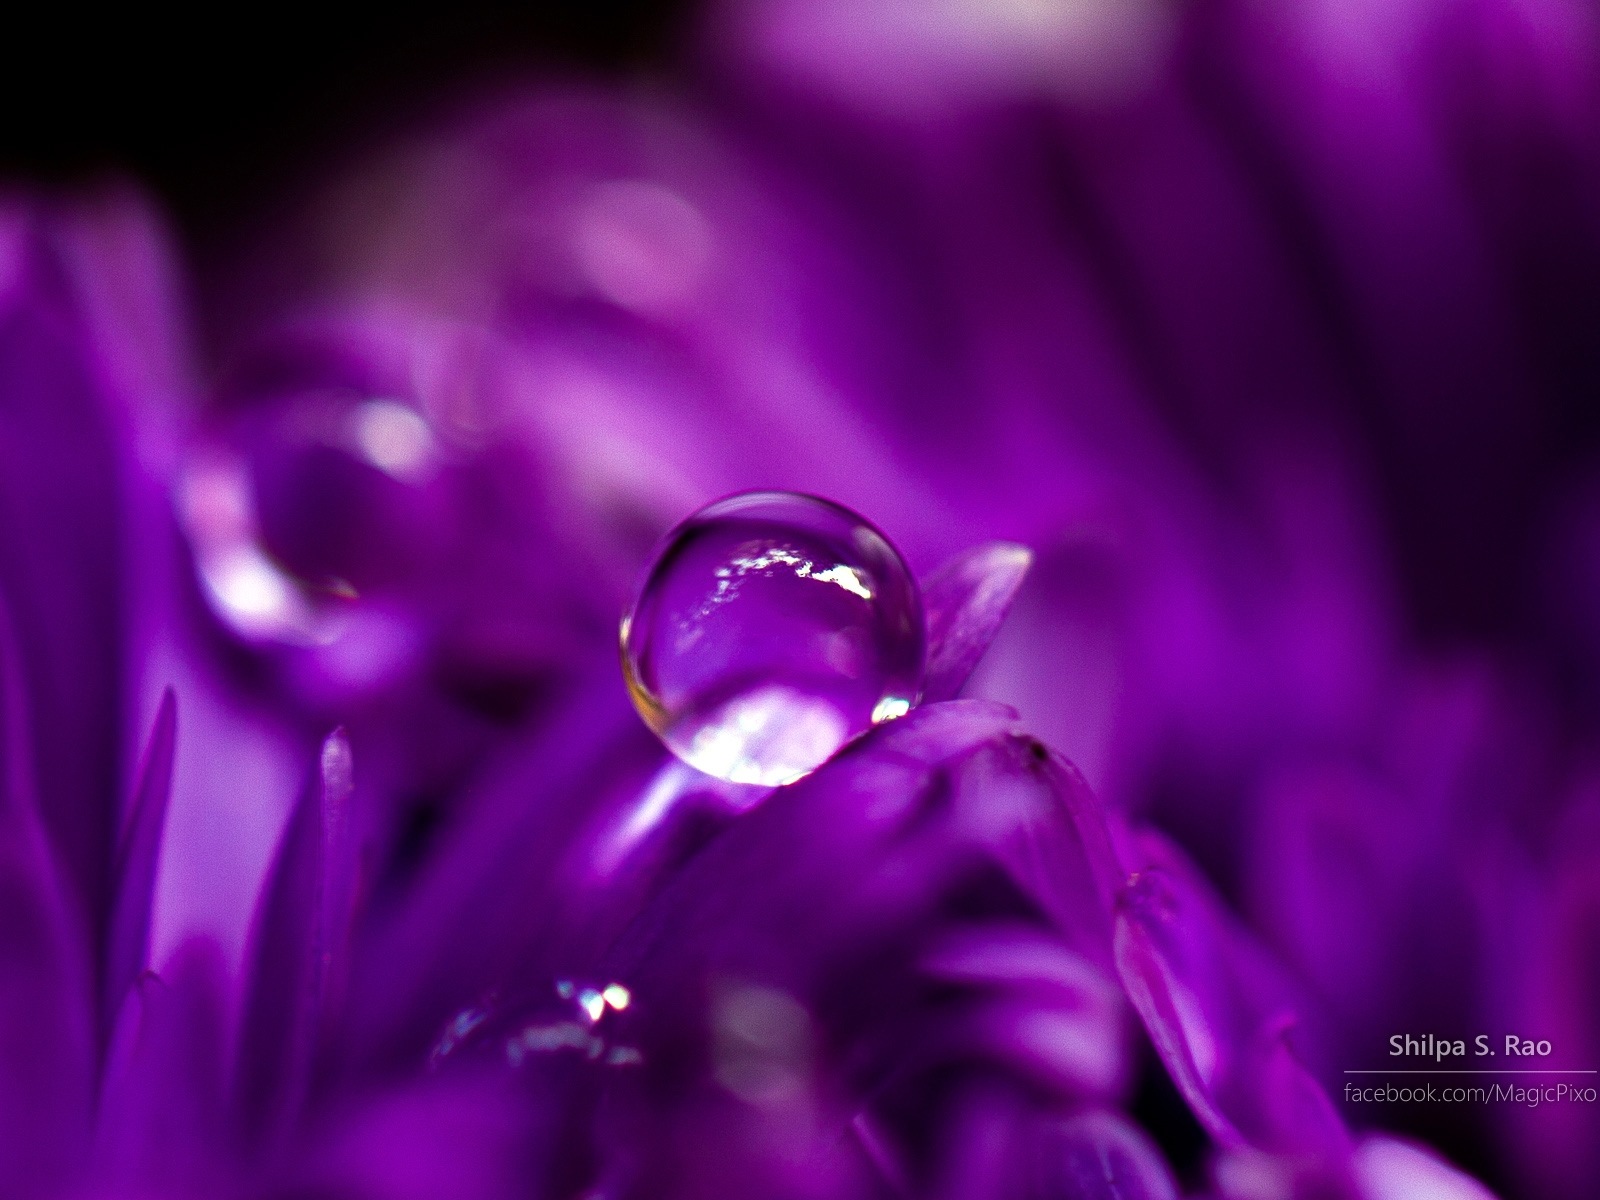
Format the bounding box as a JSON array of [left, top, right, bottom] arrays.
[[622, 492, 925, 786], [430, 980, 644, 1073]]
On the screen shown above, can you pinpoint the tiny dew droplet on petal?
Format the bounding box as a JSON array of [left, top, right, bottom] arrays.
[[622, 491, 926, 786], [429, 979, 643, 1073]]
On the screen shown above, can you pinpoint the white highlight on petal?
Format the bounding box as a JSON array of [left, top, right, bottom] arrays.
[[1355, 1136, 1498, 1200], [194, 544, 341, 647], [747, 0, 1176, 107], [575, 179, 711, 316], [590, 759, 699, 876], [350, 398, 437, 482], [211, 548, 292, 625], [590, 757, 770, 878]]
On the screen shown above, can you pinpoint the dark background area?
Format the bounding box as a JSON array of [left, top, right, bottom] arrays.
[[0, 4, 693, 249], [5, 4, 1600, 695]]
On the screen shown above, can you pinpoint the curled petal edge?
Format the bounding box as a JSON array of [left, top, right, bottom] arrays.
[[921, 542, 1033, 703]]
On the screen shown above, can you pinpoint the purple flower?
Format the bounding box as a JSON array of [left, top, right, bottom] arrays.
[[3, 0, 1598, 1196]]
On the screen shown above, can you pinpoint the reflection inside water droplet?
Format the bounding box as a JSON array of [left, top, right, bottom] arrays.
[[622, 492, 925, 786]]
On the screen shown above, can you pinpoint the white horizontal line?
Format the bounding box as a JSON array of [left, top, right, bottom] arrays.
[[1343, 1070, 1597, 1075]]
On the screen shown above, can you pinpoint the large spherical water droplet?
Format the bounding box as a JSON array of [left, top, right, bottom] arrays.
[[622, 491, 925, 786]]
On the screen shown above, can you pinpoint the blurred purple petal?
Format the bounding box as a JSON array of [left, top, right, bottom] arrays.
[[933, 1097, 1178, 1200], [1353, 1135, 1499, 1200], [922, 542, 1033, 703], [567, 701, 1141, 1193], [235, 729, 355, 1143], [1036, 1110, 1178, 1200], [0, 204, 127, 932], [94, 940, 228, 1192], [922, 925, 1126, 1097], [0, 599, 94, 1194], [103, 688, 175, 1037], [1112, 831, 1347, 1172], [290, 1077, 533, 1200], [956, 738, 1123, 957], [343, 664, 665, 1070], [1496, 802, 1600, 1194]]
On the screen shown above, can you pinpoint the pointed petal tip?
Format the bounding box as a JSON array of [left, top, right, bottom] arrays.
[[105, 689, 179, 1033], [321, 728, 354, 800], [922, 541, 1035, 703], [981, 541, 1035, 571]]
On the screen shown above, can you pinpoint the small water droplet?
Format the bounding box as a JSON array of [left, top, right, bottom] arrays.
[[178, 388, 445, 697], [622, 492, 925, 786], [430, 980, 644, 1073]]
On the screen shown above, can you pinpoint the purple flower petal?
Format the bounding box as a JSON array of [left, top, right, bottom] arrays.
[[1352, 1135, 1499, 1200], [605, 697, 1023, 983], [0, 206, 127, 932], [934, 1097, 1179, 1200], [342, 665, 665, 1069], [235, 729, 355, 1143], [922, 542, 1034, 703], [103, 687, 176, 1039], [288, 1077, 534, 1200], [94, 940, 228, 1191], [953, 737, 1123, 957], [922, 925, 1128, 1097], [1038, 1110, 1179, 1200], [1111, 830, 1349, 1172], [559, 701, 1149, 1193], [0, 598, 94, 1193]]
